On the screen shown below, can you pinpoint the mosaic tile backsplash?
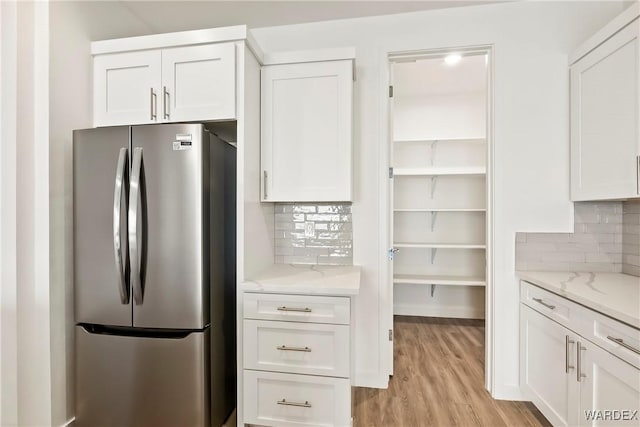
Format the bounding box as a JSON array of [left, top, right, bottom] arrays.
[[274, 203, 353, 266]]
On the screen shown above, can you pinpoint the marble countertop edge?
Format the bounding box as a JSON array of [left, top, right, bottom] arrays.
[[516, 271, 640, 330]]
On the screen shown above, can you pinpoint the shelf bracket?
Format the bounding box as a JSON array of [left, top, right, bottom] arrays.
[[430, 140, 438, 166], [429, 176, 438, 199], [430, 284, 436, 297], [430, 211, 438, 232], [430, 248, 437, 264]]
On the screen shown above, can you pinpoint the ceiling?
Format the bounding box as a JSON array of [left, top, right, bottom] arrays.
[[112, 1, 504, 36], [394, 54, 487, 96]]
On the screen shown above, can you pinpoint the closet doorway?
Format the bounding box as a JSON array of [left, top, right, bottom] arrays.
[[386, 48, 493, 385]]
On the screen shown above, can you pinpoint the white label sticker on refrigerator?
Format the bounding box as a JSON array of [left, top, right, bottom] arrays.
[[173, 134, 192, 151]]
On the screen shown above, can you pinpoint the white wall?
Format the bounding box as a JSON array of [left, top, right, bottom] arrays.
[[252, 1, 630, 396], [1, 1, 52, 425], [394, 93, 486, 140], [48, 2, 151, 425]]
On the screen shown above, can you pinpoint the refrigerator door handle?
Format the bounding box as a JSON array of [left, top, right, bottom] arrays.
[[129, 147, 144, 305], [113, 148, 129, 304]]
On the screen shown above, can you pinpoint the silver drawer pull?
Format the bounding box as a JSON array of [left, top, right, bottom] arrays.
[[277, 306, 312, 313], [532, 297, 556, 310], [277, 345, 312, 352], [277, 399, 311, 408], [607, 336, 640, 355]]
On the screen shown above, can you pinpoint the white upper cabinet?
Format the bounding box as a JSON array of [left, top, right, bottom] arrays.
[[570, 7, 639, 201], [94, 50, 162, 127], [92, 27, 247, 127], [261, 59, 353, 202], [161, 44, 236, 123]]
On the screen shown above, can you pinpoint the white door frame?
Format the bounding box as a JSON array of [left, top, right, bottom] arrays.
[[378, 44, 495, 393]]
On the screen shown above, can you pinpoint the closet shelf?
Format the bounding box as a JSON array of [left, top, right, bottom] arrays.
[[393, 242, 486, 249], [394, 208, 486, 212], [393, 166, 486, 176], [394, 274, 486, 287], [394, 137, 486, 144]]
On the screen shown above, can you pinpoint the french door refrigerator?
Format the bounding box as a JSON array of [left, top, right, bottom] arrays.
[[73, 124, 236, 427]]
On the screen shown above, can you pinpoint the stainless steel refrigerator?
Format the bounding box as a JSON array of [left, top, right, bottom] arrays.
[[73, 123, 236, 427]]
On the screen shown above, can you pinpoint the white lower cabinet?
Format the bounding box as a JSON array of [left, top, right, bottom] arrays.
[[242, 292, 353, 426], [521, 282, 640, 427], [579, 339, 640, 427], [521, 305, 578, 427], [243, 370, 351, 427]]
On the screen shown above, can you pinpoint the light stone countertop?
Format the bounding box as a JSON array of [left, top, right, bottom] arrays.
[[241, 264, 361, 296], [517, 271, 640, 329]]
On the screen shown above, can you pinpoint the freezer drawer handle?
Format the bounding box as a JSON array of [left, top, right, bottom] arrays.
[[277, 399, 312, 408], [113, 147, 129, 304], [129, 147, 145, 305], [277, 306, 312, 313], [532, 297, 555, 310], [277, 345, 312, 352], [607, 336, 640, 355]]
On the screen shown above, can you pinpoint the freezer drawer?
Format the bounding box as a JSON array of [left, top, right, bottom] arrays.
[[75, 325, 209, 427]]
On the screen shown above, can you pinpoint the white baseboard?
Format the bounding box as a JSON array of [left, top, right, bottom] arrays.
[[491, 384, 525, 401], [394, 304, 485, 319], [61, 417, 75, 427], [353, 373, 389, 389]]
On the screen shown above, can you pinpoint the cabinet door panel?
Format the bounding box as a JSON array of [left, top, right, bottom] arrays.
[[94, 50, 161, 127], [521, 305, 579, 427], [161, 43, 236, 122], [579, 340, 640, 426], [571, 20, 639, 200], [262, 60, 353, 201]]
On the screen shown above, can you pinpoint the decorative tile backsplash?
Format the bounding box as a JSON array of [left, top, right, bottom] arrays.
[[622, 200, 640, 277], [273, 203, 353, 266], [515, 202, 623, 273]]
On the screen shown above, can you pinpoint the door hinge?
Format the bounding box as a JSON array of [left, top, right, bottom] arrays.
[[388, 247, 399, 261], [389, 85, 394, 98], [389, 329, 393, 341], [388, 167, 394, 179]]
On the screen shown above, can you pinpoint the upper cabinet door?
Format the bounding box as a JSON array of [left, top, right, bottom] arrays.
[[571, 20, 640, 201], [161, 43, 236, 123], [94, 50, 162, 127], [261, 60, 353, 202]]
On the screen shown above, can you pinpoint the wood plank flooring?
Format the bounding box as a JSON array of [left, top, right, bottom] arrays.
[[353, 316, 551, 427]]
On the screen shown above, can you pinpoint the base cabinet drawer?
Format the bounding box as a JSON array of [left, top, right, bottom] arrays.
[[521, 281, 574, 326], [244, 293, 350, 324], [573, 304, 640, 370], [243, 370, 351, 427], [244, 319, 350, 377]]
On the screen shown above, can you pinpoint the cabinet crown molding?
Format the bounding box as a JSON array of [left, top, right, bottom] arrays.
[[263, 47, 356, 66], [91, 24, 264, 63], [570, 2, 639, 65]]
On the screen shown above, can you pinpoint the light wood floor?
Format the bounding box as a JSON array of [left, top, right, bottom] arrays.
[[353, 316, 552, 427]]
